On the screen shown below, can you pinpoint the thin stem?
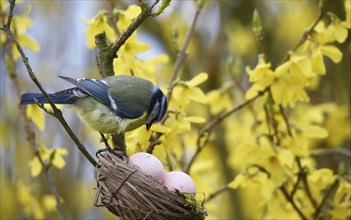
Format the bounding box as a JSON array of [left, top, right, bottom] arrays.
[[4, 0, 15, 29], [146, 5, 203, 154], [109, 0, 159, 57], [279, 104, 292, 137], [205, 185, 229, 203], [291, 174, 302, 198], [185, 88, 268, 173], [166, 6, 202, 103], [311, 148, 351, 158], [0, 2, 97, 166], [296, 157, 318, 209], [280, 186, 307, 220], [280, 8, 326, 64], [314, 179, 339, 219], [2, 20, 66, 220]]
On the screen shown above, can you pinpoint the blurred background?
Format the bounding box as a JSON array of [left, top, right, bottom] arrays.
[[1, 0, 350, 219]]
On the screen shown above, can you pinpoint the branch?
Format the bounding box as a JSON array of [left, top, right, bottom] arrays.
[[2, 6, 66, 219], [313, 178, 339, 219], [109, 0, 160, 57], [296, 157, 318, 209], [146, 4, 203, 154], [0, 1, 97, 167], [185, 88, 268, 173], [205, 185, 229, 203], [166, 5, 202, 103], [279, 104, 292, 137], [280, 185, 307, 220], [311, 148, 351, 158], [280, 8, 326, 64]]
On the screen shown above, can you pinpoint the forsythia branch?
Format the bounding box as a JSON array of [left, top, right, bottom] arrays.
[[185, 88, 269, 173], [2, 2, 66, 219], [313, 178, 340, 219], [147, 4, 203, 154], [0, 0, 97, 167]]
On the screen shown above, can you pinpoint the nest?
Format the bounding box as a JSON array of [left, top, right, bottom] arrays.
[[94, 151, 207, 220]]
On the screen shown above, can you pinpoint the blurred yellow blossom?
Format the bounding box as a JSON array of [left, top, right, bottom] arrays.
[[83, 11, 115, 48], [229, 167, 270, 189], [116, 5, 141, 32], [271, 54, 311, 107], [328, 14, 349, 43], [113, 33, 151, 74], [28, 146, 68, 177], [2, 6, 41, 60], [332, 179, 351, 219], [42, 195, 57, 212], [245, 55, 274, 99], [207, 82, 234, 114], [172, 73, 208, 109], [26, 104, 45, 131]]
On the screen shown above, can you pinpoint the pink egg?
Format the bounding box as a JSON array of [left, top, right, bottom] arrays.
[[128, 152, 165, 183], [161, 171, 196, 194]]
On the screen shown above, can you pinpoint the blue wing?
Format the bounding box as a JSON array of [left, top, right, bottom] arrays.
[[59, 76, 144, 119], [59, 76, 110, 107]]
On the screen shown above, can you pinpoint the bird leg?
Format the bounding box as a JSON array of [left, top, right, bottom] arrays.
[[111, 133, 126, 154], [96, 133, 124, 159]]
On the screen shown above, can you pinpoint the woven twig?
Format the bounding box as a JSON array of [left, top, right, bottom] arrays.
[[94, 152, 207, 220]]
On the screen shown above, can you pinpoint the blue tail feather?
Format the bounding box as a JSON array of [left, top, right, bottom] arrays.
[[20, 93, 76, 105]]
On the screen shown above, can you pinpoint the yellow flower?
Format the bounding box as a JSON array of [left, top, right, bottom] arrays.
[[83, 10, 115, 48], [42, 195, 57, 212], [26, 104, 45, 131], [206, 82, 233, 114], [312, 21, 336, 44], [117, 54, 169, 82], [116, 5, 141, 32], [328, 14, 349, 43], [113, 33, 152, 76], [8, 6, 40, 60], [271, 54, 311, 107], [332, 179, 351, 219], [228, 170, 269, 189], [28, 146, 68, 177], [172, 72, 208, 109], [245, 55, 274, 99], [343, 0, 351, 29]]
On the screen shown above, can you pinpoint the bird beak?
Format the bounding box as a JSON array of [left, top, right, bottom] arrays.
[[146, 123, 152, 131]]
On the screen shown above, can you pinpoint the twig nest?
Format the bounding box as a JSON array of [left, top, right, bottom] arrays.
[[94, 151, 207, 220]]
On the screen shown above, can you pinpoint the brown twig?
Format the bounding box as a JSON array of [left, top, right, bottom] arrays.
[[110, 0, 160, 58], [311, 148, 351, 158], [2, 11, 66, 219], [205, 185, 229, 203], [0, 0, 97, 167], [280, 8, 326, 64], [95, 0, 160, 78], [146, 4, 203, 154], [296, 157, 318, 209], [185, 88, 268, 173], [279, 104, 292, 137], [280, 185, 307, 220], [313, 178, 339, 219], [166, 5, 202, 103]]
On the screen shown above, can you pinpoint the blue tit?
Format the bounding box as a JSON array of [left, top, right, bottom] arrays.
[[20, 75, 168, 134]]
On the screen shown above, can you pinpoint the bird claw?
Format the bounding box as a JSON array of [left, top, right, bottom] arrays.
[[96, 147, 124, 160]]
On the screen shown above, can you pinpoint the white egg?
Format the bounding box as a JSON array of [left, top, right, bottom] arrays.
[[161, 171, 196, 194], [128, 152, 165, 183]]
